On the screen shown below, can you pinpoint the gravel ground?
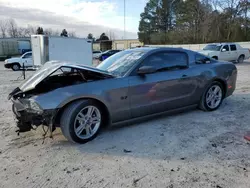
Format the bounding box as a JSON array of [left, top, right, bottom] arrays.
[[1, 60, 250, 188]]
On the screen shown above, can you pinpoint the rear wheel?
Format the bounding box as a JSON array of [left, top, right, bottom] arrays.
[[12, 64, 20, 71], [199, 81, 224, 111], [60, 100, 103, 144], [237, 55, 244, 64]]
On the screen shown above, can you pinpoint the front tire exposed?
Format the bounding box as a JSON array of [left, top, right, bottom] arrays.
[[60, 100, 103, 144], [199, 81, 224, 111], [11, 63, 20, 71]]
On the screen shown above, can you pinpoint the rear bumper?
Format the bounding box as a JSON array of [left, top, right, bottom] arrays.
[[225, 68, 237, 97]]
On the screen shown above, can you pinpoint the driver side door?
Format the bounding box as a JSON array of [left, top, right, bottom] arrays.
[[220, 45, 232, 61], [22, 52, 33, 67], [128, 51, 197, 118]]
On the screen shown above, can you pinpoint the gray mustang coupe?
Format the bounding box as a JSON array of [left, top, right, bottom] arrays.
[[8, 47, 237, 143]]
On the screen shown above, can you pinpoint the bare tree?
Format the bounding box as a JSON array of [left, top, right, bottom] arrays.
[[108, 30, 116, 40], [17, 27, 26, 37], [44, 28, 53, 35], [0, 20, 8, 38], [7, 18, 18, 38], [68, 31, 77, 38], [53, 30, 60, 36], [24, 25, 36, 36], [1, 18, 79, 39]]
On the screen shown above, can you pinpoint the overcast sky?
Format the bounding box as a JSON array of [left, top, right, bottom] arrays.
[[0, 0, 147, 39]]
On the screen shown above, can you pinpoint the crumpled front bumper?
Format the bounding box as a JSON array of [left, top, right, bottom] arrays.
[[11, 98, 57, 133]]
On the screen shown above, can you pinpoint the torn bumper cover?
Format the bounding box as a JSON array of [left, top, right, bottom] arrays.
[[10, 95, 58, 134]]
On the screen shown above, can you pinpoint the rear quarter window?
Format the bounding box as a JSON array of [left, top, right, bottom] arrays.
[[195, 54, 211, 64], [230, 45, 237, 51]]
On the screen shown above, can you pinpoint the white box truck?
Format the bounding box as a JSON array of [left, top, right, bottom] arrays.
[[31, 35, 93, 67]]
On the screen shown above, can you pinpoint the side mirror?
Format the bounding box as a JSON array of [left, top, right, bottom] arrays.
[[221, 48, 226, 52], [137, 66, 156, 75]]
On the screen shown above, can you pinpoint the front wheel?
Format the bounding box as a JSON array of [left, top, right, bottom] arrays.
[[60, 100, 103, 144], [12, 64, 20, 71], [199, 81, 224, 111]]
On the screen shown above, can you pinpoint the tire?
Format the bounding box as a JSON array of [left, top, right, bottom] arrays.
[[60, 100, 104, 144], [237, 55, 244, 64], [199, 81, 224, 111], [212, 56, 218, 60], [11, 64, 20, 71]]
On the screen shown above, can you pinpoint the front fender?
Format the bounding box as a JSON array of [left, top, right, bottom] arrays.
[[208, 52, 218, 57], [31, 84, 111, 112]]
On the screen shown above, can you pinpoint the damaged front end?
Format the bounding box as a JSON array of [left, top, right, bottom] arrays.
[[9, 88, 58, 135], [8, 61, 114, 136]]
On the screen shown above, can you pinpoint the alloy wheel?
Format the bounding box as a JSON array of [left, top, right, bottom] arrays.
[[73, 106, 101, 139], [205, 85, 222, 109]]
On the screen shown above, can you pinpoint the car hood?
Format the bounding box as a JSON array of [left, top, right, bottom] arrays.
[[19, 61, 113, 92], [5, 57, 21, 63]]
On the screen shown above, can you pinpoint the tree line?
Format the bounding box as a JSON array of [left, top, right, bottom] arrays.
[[0, 18, 114, 41], [0, 18, 76, 38], [138, 0, 250, 44]]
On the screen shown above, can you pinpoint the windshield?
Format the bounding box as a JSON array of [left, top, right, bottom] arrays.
[[203, 45, 222, 51], [97, 50, 145, 76]]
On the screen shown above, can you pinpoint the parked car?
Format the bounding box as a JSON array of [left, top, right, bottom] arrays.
[[98, 50, 121, 61], [4, 51, 33, 71], [199, 43, 250, 63], [93, 50, 102, 59], [9, 48, 237, 144]]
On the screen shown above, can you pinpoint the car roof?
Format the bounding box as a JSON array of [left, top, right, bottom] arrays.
[[123, 47, 189, 53], [208, 43, 236, 45]]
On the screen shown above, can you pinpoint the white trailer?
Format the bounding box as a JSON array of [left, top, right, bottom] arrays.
[[31, 35, 93, 67]]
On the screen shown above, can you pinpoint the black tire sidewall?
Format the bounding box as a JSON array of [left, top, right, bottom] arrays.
[[203, 82, 224, 111], [238, 56, 244, 63], [67, 101, 103, 144], [12, 64, 20, 71]]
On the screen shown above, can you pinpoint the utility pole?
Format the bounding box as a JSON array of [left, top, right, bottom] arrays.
[[124, 0, 126, 40]]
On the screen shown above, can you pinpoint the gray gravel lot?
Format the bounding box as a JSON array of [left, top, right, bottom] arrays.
[[0, 60, 250, 188]]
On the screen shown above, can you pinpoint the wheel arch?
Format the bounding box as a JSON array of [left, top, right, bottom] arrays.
[[54, 97, 111, 128], [211, 56, 218, 60], [210, 78, 227, 98], [10, 62, 21, 66]]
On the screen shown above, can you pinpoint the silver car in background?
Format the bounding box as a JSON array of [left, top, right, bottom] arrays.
[[8, 47, 237, 143]]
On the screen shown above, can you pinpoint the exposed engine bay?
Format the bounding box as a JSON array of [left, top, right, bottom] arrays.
[[8, 64, 114, 139], [18, 67, 113, 97]]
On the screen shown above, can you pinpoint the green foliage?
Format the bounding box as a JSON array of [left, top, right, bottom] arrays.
[[36, 27, 44, 35], [96, 33, 109, 41], [60, 29, 68, 37], [138, 0, 250, 44], [87, 33, 93, 39]]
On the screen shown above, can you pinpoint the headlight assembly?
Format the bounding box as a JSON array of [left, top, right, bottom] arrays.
[[27, 99, 43, 114]]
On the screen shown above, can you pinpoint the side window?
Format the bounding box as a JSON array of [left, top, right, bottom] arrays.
[[143, 52, 188, 70], [222, 45, 229, 51], [23, 53, 32, 58], [230, 45, 237, 51], [195, 54, 211, 64]]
